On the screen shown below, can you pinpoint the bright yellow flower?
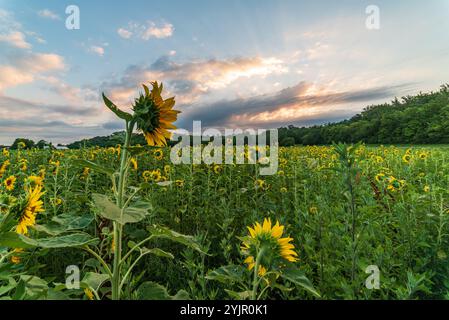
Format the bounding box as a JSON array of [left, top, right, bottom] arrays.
[[27, 175, 43, 187], [132, 82, 180, 147], [153, 149, 163, 161], [255, 179, 265, 189], [10, 248, 23, 264], [175, 179, 184, 187], [213, 164, 222, 174], [130, 158, 138, 170], [16, 185, 45, 235], [424, 185, 430, 193], [375, 173, 385, 183], [4, 176, 16, 191], [84, 288, 94, 300], [402, 154, 411, 164], [241, 218, 299, 276]]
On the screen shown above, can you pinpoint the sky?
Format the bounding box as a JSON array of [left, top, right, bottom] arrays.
[[0, 0, 448, 145]]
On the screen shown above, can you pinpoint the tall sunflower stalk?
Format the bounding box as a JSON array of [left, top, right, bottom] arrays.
[[102, 82, 180, 300]]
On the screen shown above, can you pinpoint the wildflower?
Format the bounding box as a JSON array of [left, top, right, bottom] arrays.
[[16, 185, 45, 235], [280, 187, 288, 193], [151, 170, 162, 182], [418, 152, 428, 160], [2, 148, 9, 157], [213, 164, 222, 174], [10, 248, 24, 264], [175, 179, 184, 187], [19, 160, 27, 171], [424, 185, 430, 193], [402, 154, 411, 164], [255, 179, 265, 190], [241, 218, 299, 276], [51, 198, 63, 206], [130, 158, 138, 170], [26, 175, 43, 187], [164, 165, 171, 175], [153, 149, 163, 161], [4, 176, 16, 191], [82, 167, 90, 178], [142, 170, 152, 181], [131, 82, 180, 146], [309, 207, 318, 214], [375, 173, 385, 183], [84, 288, 94, 300]]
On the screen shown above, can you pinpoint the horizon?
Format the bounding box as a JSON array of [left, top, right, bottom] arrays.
[[1, 0, 449, 145]]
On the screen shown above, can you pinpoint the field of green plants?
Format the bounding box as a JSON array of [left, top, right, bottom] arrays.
[[1, 142, 448, 300]]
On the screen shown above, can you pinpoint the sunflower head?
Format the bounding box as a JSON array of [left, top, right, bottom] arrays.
[[133, 82, 180, 147], [241, 218, 298, 276], [4, 176, 16, 191], [16, 185, 45, 235]]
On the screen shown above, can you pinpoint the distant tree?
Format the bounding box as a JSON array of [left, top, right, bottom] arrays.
[[36, 140, 54, 149], [10, 138, 35, 150]]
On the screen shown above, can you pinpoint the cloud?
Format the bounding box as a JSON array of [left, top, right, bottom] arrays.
[[142, 22, 174, 40], [117, 28, 132, 39], [89, 45, 105, 57], [0, 52, 66, 91], [37, 9, 61, 20], [102, 55, 287, 106], [117, 21, 174, 40], [0, 95, 98, 119], [0, 118, 110, 145], [0, 31, 31, 49], [177, 82, 414, 129]]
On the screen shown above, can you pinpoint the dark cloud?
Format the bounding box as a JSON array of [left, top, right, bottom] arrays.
[[176, 82, 414, 129], [0, 95, 98, 117], [102, 121, 124, 130]]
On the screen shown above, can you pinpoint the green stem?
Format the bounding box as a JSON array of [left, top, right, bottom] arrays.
[[251, 247, 266, 300], [82, 246, 113, 279], [111, 121, 134, 300]]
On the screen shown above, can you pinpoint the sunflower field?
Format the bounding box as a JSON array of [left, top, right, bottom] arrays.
[[0, 83, 448, 300], [1, 142, 448, 300]]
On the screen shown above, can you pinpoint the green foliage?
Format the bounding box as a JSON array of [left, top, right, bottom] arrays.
[[278, 84, 449, 145], [10, 138, 35, 150]]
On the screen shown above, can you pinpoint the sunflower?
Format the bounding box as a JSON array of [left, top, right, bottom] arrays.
[[153, 149, 164, 161], [26, 175, 43, 187], [213, 164, 222, 174], [10, 248, 24, 264], [402, 154, 411, 164], [254, 179, 265, 190], [418, 152, 428, 160], [4, 176, 16, 191], [151, 169, 162, 182], [133, 82, 180, 147], [84, 288, 94, 300], [241, 218, 298, 276], [142, 170, 152, 182], [375, 173, 385, 183], [130, 158, 138, 171], [82, 167, 90, 179], [16, 185, 45, 235]]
